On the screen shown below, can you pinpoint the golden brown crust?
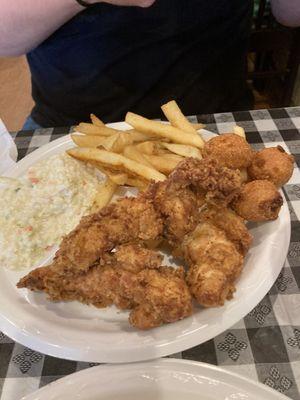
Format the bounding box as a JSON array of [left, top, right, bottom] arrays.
[[248, 146, 294, 187], [183, 222, 243, 307], [203, 133, 253, 169], [51, 196, 164, 277], [199, 205, 252, 255], [17, 244, 193, 330], [150, 180, 203, 247], [186, 263, 236, 307], [128, 267, 193, 330], [169, 157, 242, 207], [232, 180, 283, 221]]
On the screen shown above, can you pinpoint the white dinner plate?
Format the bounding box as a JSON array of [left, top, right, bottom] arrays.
[[22, 359, 289, 400], [0, 122, 290, 363]]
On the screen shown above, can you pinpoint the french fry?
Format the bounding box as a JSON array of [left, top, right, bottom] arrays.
[[192, 122, 206, 130], [134, 141, 156, 155], [160, 142, 202, 159], [155, 147, 170, 156], [67, 147, 166, 182], [111, 132, 134, 152], [123, 145, 153, 167], [161, 100, 197, 135], [126, 112, 205, 148], [92, 179, 117, 211], [98, 134, 120, 151], [90, 114, 104, 127], [95, 166, 128, 185], [93, 132, 133, 153], [233, 125, 246, 139], [75, 123, 120, 137], [143, 154, 183, 174], [127, 129, 158, 142], [71, 134, 107, 148], [126, 177, 148, 191]]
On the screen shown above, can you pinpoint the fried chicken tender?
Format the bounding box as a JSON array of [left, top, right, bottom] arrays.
[[232, 180, 283, 221], [48, 197, 163, 277], [17, 244, 193, 329], [203, 133, 253, 169], [144, 157, 242, 247], [166, 157, 242, 207], [125, 267, 193, 330], [248, 146, 294, 187], [149, 180, 204, 247], [17, 244, 162, 307], [199, 205, 252, 255], [183, 223, 243, 307]]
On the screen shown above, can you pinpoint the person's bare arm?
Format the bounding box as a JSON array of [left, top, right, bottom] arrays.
[[270, 0, 300, 27], [0, 0, 155, 57]]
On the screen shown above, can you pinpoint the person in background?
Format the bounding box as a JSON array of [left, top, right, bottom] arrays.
[[0, 0, 299, 129]]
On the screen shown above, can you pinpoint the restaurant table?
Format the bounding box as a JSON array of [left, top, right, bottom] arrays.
[[1, 107, 300, 400]]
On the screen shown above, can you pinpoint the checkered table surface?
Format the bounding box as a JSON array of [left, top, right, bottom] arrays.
[[1, 107, 300, 400]]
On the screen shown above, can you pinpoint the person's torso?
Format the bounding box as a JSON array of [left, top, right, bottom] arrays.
[[28, 0, 253, 126]]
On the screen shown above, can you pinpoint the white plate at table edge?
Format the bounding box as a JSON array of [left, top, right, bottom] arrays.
[[0, 122, 290, 363], [22, 359, 289, 400]]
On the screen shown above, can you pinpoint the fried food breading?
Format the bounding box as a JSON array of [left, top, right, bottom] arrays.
[[145, 157, 242, 248], [149, 180, 204, 247], [17, 245, 192, 329], [17, 244, 163, 306], [168, 157, 242, 207], [48, 197, 163, 277], [248, 146, 294, 187], [183, 222, 243, 307], [203, 133, 253, 169], [199, 205, 252, 255], [125, 267, 193, 330], [187, 263, 236, 307], [232, 180, 283, 221]]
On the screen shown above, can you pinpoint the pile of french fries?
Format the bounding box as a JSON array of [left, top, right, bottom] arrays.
[[67, 100, 246, 210]]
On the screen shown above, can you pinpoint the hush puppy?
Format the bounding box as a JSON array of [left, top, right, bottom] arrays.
[[232, 180, 283, 221], [248, 146, 294, 187], [203, 133, 253, 169]]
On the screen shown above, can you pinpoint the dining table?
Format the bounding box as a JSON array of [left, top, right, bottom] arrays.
[[1, 106, 300, 400]]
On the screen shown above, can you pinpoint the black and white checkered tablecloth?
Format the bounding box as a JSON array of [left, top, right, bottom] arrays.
[[1, 107, 300, 400]]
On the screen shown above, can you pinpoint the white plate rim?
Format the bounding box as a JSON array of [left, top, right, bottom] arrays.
[[21, 358, 290, 400], [0, 123, 291, 363]]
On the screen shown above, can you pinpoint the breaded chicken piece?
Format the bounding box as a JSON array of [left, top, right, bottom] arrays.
[[167, 157, 242, 207], [199, 205, 252, 255], [20, 263, 128, 308], [232, 180, 283, 221], [248, 146, 294, 187], [17, 244, 192, 330], [149, 180, 205, 247], [183, 222, 243, 307], [187, 263, 236, 307], [203, 133, 253, 169], [144, 157, 242, 247], [47, 196, 163, 277], [17, 244, 163, 307], [126, 267, 193, 330]]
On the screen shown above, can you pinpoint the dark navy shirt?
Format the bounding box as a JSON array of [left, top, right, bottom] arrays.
[[27, 0, 253, 127]]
